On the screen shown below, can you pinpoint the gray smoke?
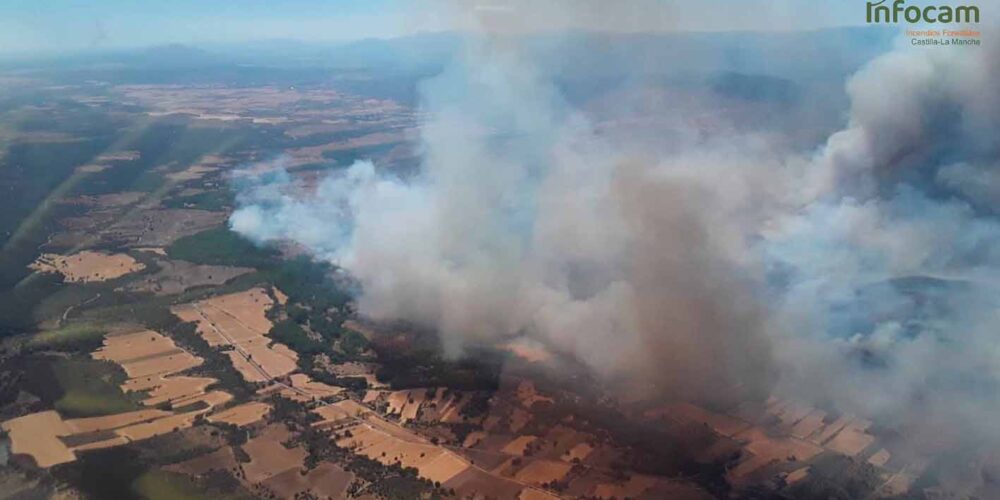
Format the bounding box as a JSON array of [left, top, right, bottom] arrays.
[[231, 5, 1000, 464]]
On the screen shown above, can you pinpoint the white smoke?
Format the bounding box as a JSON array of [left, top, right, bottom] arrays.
[[231, 14, 1000, 460]]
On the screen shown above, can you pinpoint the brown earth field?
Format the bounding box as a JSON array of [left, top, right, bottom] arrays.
[[206, 402, 272, 427], [30, 251, 145, 283], [239, 424, 307, 483], [172, 287, 298, 382], [261, 462, 354, 499]]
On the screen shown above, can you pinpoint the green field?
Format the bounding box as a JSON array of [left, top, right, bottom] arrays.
[[50, 358, 143, 417], [161, 189, 234, 211], [131, 471, 216, 500], [26, 323, 106, 351], [167, 226, 278, 268]]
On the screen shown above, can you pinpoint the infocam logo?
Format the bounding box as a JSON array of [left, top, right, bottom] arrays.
[[867, 0, 980, 23]]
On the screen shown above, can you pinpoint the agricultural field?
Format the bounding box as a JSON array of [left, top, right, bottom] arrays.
[[1, 327, 237, 468], [122, 258, 252, 296], [30, 251, 145, 283], [172, 288, 299, 382], [206, 401, 271, 427], [44, 357, 145, 417]]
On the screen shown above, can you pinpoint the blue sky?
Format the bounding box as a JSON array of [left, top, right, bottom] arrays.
[[0, 1, 868, 55], [0, 0, 429, 54]]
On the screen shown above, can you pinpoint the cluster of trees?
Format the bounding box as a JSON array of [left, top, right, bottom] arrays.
[[373, 347, 502, 392], [270, 319, 327, 356], [308, 370, 368, 392], [169, 320, 255, 400], [786, 454, 882, 500]]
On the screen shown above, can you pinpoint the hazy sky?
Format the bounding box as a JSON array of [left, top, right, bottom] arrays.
[[0, 0, 867, 55]]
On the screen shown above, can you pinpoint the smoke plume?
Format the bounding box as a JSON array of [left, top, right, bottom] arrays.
[[231, 4, 1000, 460]]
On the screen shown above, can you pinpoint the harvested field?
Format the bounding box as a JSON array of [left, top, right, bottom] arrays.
[[337, 419, 470, 484], [562, 442, 593, 462], [173, 390, 233, 410], [868, 448, 891, 467], [0, 402, 206, 469], [313, 399, 372, 426], [227, 353, 270, 383], [519, 488, 560, 500], [63, 409, 171, 434], [809, 414, 853, 445], [444, 467, 525, 500], [1, 411, 75, 467], [386, 389, 426, 423], [243, 342, 297, 377], [127, 375, 218, 406], [440, 393, 474, 424], [824, 418, 875, 457], [30, 251, 144, 283], [116, 412, 203, 441], [93, 330, 186, 365], [769, 401, 815, 427], [172, 288, 298, 382], [123, 259, 252, 295], [729, 427, 823, 479], [261, 463, 354, 499], [737, 427, 824, 461], [178, 287, 275, 342], [790, 409, 827, 439], [241, 425, 307, 483], [512, 460, 572, 485], [93, 330, 203, 381], [289, 373, 342, 399], [463, 431, 487, 448], [272, 288, 288, 305], [502, 436, 537, 456], [420, 452, 472, 484], [207, 402, 271, 427], [363, 390, 384, 404], [86, 330, 229, 443]]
